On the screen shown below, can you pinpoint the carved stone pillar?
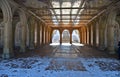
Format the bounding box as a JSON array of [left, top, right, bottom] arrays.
[[50, 30, 52, 43], [83, 30, 85, 44], [93, 23, 97, 47], [1, 0, 14, 58], [79, 30, 82, 43], [20, 23, 26, 52], [88, 25, 91, 45], [60, 31, 62, 44], [107, 26, 115, 54], [19, 9, 27, 52], [42, 25, 45, 44], [37, 21, 40, 47], [81, 30, 83, 43], [90, 25, 93, 45], [29, 17, 35, 49], [44, 26, 46, 44], [40, 25, 42, 45], [99, 27, 105, 50], [86, 27, 89, 44], [3, 22, 14, 58], [45, 27, 48, 44], [107, 8, 117, 54], [70, 33, 72, 44]]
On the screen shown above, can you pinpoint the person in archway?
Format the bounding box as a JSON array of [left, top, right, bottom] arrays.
[[118, 41, 120, 60]]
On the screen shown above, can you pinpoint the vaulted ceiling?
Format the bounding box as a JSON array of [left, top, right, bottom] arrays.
[[1, 0, 120, 26]]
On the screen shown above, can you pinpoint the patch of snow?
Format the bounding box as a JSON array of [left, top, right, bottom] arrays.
[[0, 57, 120, 77]]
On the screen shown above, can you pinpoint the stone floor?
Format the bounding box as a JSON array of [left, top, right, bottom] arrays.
[[11, 43, 117, 59], [0, 43, 120, 77]]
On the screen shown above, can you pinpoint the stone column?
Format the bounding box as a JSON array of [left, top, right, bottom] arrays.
[[36, 21, 40, 47], [1, 0, 14, 58], [18, 9, 27, 52], [107, 8, 117, 54], [50, 30, 52, 43], [42, 25, 45, 44], [99, 27, 105, 50], [44, 26, 46, 44], [83, 29, 85, 44], [60, 31, 62, 44], [47, 28, 50, 43], [86, 27, 89, 44], [29, 17, 35, 49], [12, 21, 17, 49], [20, 23, 26, 52], [49, 30, 52, 43], [88, 25, 91, 45], [3, 22, 14, 58], [98, 16, 106, 50], [93, 23, 97, 47], [96, 22, 99, 47], [70, 33, 72, 44], [80, 30, 83, 43], [45, 27, 48, 44], [40, 25, 42, 45], [79, 30, 82, 43], [47, 29, 49, 44], [91, 25, 93, 45], [85, 28, 87, 44], [107, 26, 115, 54]]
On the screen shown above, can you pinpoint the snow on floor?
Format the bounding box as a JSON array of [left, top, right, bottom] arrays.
[[0, 57, 120, 77]]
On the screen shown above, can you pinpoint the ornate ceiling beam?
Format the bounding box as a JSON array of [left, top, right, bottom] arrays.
[[87, 0, 120, 24], [73, 0, 86, 23], [37, 14, 96, 16], [60, 0, 62, 22], [42, 18, 91, 20], [49, 0, 59, 23], [9, 0, 46, 23], [28, 7, 104, 10]]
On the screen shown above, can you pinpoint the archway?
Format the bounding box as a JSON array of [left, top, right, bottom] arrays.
[[0, 0, 14, 58], [15, 22, 21, 47], [14, 9, 29, 52], [72, 30, 80, 43], [52, 30, 60, 43], [62, 29, 70, 43], [12, 11, 20, 48]]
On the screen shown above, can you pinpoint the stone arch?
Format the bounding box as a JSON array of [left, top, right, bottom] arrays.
[[13, 8, 29, 52], [0, 0, 13, 58], [72, 28, 80, 33], [52, 29, 60, 43], [72, 29, 80, 43], [106, 7, 119, 53], [51, 29, 60, 35], [18, 9, 28, 52], [15, 22, 21, 47], [12, 9, 20, 49], [62, 29, 70, 43], [13, 8, 28, 52], [0, 0, 12, 23]]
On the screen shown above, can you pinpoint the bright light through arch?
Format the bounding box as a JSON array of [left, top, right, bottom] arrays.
[[52, 30, 60, 43]]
